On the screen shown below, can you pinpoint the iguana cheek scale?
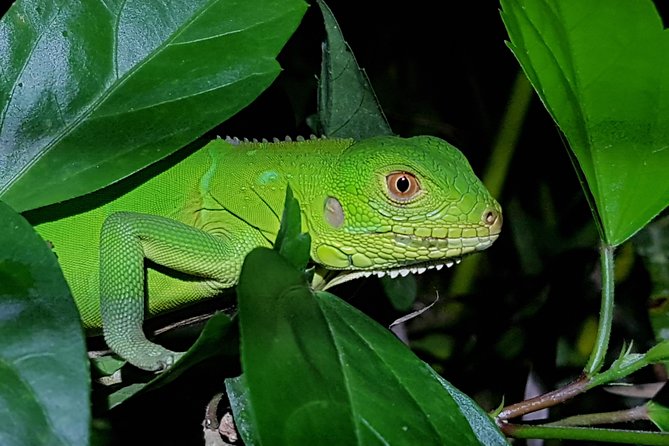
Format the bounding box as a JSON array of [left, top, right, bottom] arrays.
[[34, 135, 502, 371]]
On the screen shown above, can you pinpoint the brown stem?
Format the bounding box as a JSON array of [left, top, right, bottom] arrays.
[[204, 392, 224, 430], [497, 374, 590, 421]]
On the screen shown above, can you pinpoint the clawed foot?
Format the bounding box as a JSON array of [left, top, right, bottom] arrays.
[[133, 348, 185, 372], [105, 335, 185, 372]]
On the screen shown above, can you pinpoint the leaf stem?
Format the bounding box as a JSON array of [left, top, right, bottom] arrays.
[[501, 424, 669, 445], [585, 241, 616, 375]]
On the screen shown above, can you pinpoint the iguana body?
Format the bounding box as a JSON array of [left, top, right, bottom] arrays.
[[34, 135, 502, 371]]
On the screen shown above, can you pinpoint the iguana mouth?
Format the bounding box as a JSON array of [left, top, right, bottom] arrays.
[[322, 258, 460, 290], [321, 232, 499, 290]]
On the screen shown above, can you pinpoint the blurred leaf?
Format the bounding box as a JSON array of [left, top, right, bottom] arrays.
[[0, 0, 306, 211], [380, 275, 417, 311], [634, 215, 669, 343], [0, 201, 89, 446], [315, 0, 392, 138], [495, 326, 526, 360], [235, 246, 507, 445], [411, 333, 454, 361], [501, 0, 669, 245]]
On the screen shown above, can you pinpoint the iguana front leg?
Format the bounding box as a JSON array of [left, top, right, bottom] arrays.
[[100, 212, 242, 371]]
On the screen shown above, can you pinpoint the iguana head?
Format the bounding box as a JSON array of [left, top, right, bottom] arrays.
[[308, 135, 502, 286]]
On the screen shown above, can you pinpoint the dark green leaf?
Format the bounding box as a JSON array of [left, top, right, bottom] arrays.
[[316, 0, 392, 138], [438, 377, 509, 446], [0, 0, 307, 211], [278, 232, 312, 273], [315, 291, 507, 445], [0, 201, 89, 446], [107, 383, 146, 410], [274, 185, 311, 271], [225, 375, 261, 446], [236, 246, 507, 445], [237, 247, 357, 445], [501, 0, 669, 245]]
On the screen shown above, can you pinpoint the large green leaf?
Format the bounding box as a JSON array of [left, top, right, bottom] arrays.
[[0, 202, 89, 446], [501, 0, 669, 245], [232, 246, 508, 445], [0, 0, 306, 212], [315, 0, 392, 138]]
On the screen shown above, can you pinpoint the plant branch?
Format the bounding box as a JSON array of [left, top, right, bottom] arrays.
[[500, 424, 669, 445], [496, 347, 652, 422], [496, 374, 588, 421], [544, 405, 649, 427]]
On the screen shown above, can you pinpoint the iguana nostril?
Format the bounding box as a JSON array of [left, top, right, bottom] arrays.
[[483, 208, 503, 233]]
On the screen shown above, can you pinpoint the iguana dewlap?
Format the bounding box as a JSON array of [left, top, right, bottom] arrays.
[[35, 135, 502, 371]]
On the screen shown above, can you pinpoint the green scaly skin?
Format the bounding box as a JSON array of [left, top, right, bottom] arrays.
[[34, 135, 502, 371]]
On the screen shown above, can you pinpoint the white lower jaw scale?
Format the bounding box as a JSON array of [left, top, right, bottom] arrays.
[[322, 257, 462, 291], [381, 257, 460, 278]]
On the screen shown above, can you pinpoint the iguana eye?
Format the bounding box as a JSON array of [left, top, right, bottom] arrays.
[[386, 172, 421, 201]]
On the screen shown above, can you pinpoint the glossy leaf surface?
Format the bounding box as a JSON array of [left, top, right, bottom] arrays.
[[0, 202, 89, 446], [233, 246, 507, 445], [501, 0, 669, 244], [0, 0, 306, 211]]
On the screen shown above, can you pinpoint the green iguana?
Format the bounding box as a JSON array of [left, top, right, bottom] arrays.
[[33, 135, 502, 371]]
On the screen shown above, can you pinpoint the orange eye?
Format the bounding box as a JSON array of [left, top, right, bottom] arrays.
[[386, 172, 421, 201]]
